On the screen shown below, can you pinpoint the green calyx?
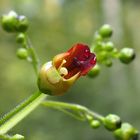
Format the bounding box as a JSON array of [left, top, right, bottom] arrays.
[[38, 61, 79, 96]]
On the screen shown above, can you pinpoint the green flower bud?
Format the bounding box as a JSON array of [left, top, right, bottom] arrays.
[[119, 48, 135, 64], [94, 32, 103, 42], [16, 15, 29, 32], [103, 114, 121, 131], [88, 64, 100, 78], [16, 48, 28, 59], [104, 41, 114, 51], [100, 51, 108, 59], [90, 120, 101, 129], [114, 123, 139, 140], [1, 11, 18, 32], [104, 59, 113, 67], [94, 42, 104, 52], [99, 24, 113, 38], [16, 33, 26, 43]]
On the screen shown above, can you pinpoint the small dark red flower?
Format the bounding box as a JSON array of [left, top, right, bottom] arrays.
[[38, 43, 96, 95], [53, 43, 96, 79]]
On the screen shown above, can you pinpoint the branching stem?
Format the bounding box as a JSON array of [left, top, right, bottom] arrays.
[[42, 101, 104, 122]]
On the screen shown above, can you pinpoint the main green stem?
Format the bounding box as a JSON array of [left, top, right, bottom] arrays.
[[0, 92, 47, 134], [0, 33, 44, 135]]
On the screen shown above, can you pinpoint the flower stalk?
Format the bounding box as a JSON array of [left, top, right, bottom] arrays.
[[26, 36, 40, 75], [42, 101, 104, 122]]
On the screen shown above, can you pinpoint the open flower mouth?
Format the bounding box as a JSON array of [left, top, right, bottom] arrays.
[[53, 43, 96, 79]]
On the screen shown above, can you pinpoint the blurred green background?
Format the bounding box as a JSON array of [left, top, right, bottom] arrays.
[[0, 0, 140, 139]]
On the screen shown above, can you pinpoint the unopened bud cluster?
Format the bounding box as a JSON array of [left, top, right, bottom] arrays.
[[86, 113, 139, 140], [1, 11, 28, 33], [102, 114, 139, 140], [1, 11, 29, 60], [88, 24, 135, 78]]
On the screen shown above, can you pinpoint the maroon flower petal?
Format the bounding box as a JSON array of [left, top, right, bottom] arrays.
[[64, 43, 96, 78]]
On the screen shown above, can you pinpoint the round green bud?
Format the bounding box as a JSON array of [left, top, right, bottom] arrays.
[[104, 41, 114, 51], [119, 48, 135, 64], [96, 42, 104, 49], [1, 11, 18, 33], [94, 32, 103, 42], [104, 59, 113, 67], [16, 48, 28, 59], [16, 33, 26, 43], [88, 64, 100, 78], [114, 123, 139, 140], [99, 24, 113, 38], [90, 120, 101, 129], [91, 42, 104, 53], [100, 50, 108, 59], [103, 114, 121, 131], [16, 16, 29, 32], [94, 42, 105, 53]]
